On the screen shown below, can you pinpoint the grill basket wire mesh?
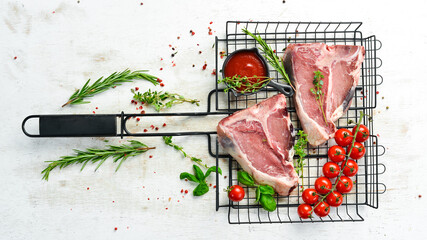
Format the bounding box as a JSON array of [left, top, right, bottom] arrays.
[[213, 22, 386, 224]]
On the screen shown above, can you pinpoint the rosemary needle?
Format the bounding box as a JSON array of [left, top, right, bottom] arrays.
[[62, 69, 159, 107], [41, 140, 155, 181], [242, 28, 296, 91]]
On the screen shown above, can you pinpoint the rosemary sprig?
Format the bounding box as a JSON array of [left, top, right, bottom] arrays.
[[310, 71, 328, 125], [217, 75, 272, 94], [41, 140, 155, 181], [62, 69, 159, 107], [132, 89, 199, 112], [309, 112, 364, 216], [294, 130, 308, 190], [242, 28, 296, 91]]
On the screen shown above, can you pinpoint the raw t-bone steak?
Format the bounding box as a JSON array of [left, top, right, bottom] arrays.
[[283, 43, 365, 146], [217, 94, 298, 196]]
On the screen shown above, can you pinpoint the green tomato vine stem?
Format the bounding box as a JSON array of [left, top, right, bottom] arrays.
[[309, 111, 364, 217]]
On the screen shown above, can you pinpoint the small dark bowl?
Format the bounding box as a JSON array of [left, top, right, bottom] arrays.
[[221, 48, 294, 97]]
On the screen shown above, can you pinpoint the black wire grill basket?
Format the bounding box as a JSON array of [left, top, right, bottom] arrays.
[[21, 21, 386, 224], [213, 21, 386, 224]]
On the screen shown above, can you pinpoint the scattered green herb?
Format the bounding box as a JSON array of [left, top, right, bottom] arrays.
[[310, 70, 328, 125], [62, 69, 159, 107], [237, 170, 277, 212], [163, 136, 222, 196], [242, 28, 295, 91], [180, 165, 222, 196], [293, 130, 308, 190], [217, 75, 272, 94], [132, 89, 199, 112], [41, 140, 154, 181], [162, 136, 206, 168]]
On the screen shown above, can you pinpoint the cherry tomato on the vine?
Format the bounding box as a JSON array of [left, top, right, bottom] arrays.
[[298, 204, 313, 219], [315, 177, 332, 195], [314, 201, 330, 217], [302, 188, 319, 205], [334, 128, 353, 147], [347, 142, 366, 160], [341, 159, 359, 177], [328, 145, 346, 163], [326, 191, 343, 207], [336, 176, 353, 194], [352, 124, 370, 143], [322, 162, 340, 178], [228, 185, 245, 202]]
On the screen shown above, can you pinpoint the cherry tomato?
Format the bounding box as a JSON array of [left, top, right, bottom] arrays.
[[328, 145, 346, 163], [315, 177, 332, 195], [352, 124, 370, 143], [334, 128, 353, 147], [326, 191, 343, 207], [336, 176, 353, 194], [322, 162, 340, 178], [347, 142, 366, 160], [298, 204, 313, 219], [314, 201, 330, 217], [341, 160, 359, 177], [302, 188, 319, 205], [228, 185, 245, 202]]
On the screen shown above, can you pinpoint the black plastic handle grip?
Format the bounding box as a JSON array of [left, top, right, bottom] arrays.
[[22, 115, 117, 137]]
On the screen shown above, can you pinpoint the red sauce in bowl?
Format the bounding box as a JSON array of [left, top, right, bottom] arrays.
[[223, 50, 268, 93]]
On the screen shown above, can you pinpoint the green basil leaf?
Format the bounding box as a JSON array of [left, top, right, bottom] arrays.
[[193, 183, 209, 196], [259, 185, 275, 195], [205, 166, 223, 178], [256, 187, 261, 202], [259, 194, 277, 212], [179, 172, 199, 183], [237, 171, 255, 186], [193, 165, 205, 181]]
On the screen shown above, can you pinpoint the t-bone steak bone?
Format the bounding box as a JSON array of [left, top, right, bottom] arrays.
[[283, 43, 365, 146], [217, 94, 298, 196]]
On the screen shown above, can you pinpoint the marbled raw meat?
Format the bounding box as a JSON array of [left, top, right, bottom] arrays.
[[217, 94, 298, 196], [283, 43, 365, 146]]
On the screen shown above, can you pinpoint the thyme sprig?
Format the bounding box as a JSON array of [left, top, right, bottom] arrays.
[[162, 136, 211, 169], [242, 28, 296, 91], [217, 75, 272, 94], [41, 140, 155, 181], [163, 136, 222, 196], [132, 89, 199, 112], [62, 69, 159, 107], [310, 71, 328, 125], [293, 130, 308, 190], [308, 112, 365, 217]]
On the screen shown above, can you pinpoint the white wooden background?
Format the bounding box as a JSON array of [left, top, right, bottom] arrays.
[[1, 0, 426, 239]]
